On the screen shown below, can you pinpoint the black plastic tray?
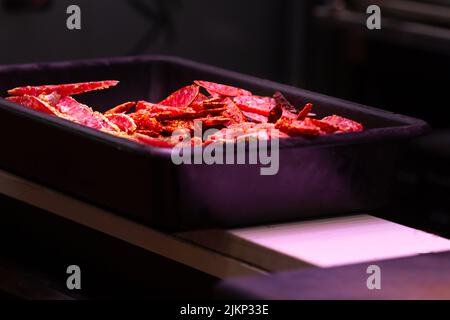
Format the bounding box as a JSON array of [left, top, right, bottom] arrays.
[[0, 55, 429, 230]]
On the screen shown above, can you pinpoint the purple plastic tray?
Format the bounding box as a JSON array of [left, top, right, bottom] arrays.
[[0, 55, 429, 230]]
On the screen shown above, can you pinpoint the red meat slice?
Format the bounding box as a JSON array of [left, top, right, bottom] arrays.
[[134, 101, 192, 119], [223, 98, 245, 124], [195, 80, 252, 97], [275, 118, 321, 137], [268, 104, 283, 123], [158, 84, 199, 108], [242, 111, 268, 123], [297, 103, 314, 121], [273, 91, 298, 119], [132, 134, 175, 148], [307, 118, 338, 134], [196, 116, 231, 127], [105, 113, 137, 134], [233, 95, 276, 116], [130, 110, 164, 132], [321, 115, 364, 133], [206, 122, 287, 143], [6, 95, 60, 116], [8, 80, 119, 96], [56, 96, 119, 132]]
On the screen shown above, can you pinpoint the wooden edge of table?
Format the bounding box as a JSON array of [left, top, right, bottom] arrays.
[[177, 229, 314, 272], [0, 169, 266, 279]]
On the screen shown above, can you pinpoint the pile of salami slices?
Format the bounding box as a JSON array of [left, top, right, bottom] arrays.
[[4, 80, 363, 148]]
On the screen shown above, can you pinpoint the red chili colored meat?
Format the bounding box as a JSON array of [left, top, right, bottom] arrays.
[[4, 79, 364, 148], [8, 80, 119, 97], [159, 84, 200, 108], [195, 80, 252, 97]]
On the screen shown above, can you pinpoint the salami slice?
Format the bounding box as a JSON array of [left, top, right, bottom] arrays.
[[268, 104, 283, 123], [200, 97, 226, 109], [158, 84, 199, 108], [56, 96, 120, 132], [37, 92, 62, 108], [135, 101, 192, 119], [297, 103, 313, 121], [242, 111, 268, 123], [162, 120, 194, 134], [223, 98, 245, 124], [105, 113, 137, 134], [8, 80, 119, 96], [191, 97, 226, 112], [273, 91, 297, 114], [275, 118, 321, 137], [136, 101, 183, 112], [195, 80, 252, 97], [233, 95, 276, 116], [196, 116, 231, 127], [206, 122, 285, 144], [135, 129, 161, 138], [308, 118, 339, 134], [6, 95, 60, 116], [321, 115, 363, 133], [132, 134, 175, 148], [129, 110, 164, 132], [193, 93, 209, 104]]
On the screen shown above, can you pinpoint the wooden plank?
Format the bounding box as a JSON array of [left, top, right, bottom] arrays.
[[0, 169, 264, 279], [178, 229, 314, 272]]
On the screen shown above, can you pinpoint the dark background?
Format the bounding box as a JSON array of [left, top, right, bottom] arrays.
[[1, 0, 450, 232]]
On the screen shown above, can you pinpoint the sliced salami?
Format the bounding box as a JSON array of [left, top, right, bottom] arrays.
[[158, 84, 199, 108], [195, 80, 252, 97], [233, 95, 276, 116], [321, 115, 364, 133], [8, 80, 119, 96]]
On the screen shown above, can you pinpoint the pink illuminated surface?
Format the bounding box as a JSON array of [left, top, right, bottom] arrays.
[[231, 215, 450, 267]]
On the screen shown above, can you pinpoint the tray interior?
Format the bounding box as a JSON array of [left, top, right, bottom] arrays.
[[0, 56, 417, 133]]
